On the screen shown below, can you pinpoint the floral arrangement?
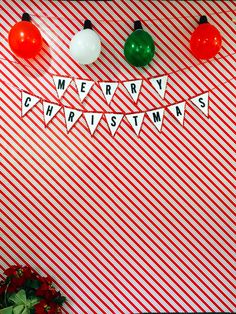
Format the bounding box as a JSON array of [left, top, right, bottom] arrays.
[[0, 265, 66, 314]]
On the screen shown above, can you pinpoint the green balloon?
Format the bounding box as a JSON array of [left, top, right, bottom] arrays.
[[124, 29, 155, 67]]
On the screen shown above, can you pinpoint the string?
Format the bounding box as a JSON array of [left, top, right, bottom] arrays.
[[30, 9, 235, 23], [3, 76, 235, 114], [1, 51, 235, 82]]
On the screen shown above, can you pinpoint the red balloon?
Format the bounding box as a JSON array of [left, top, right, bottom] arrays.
[[190, 18, 222, 60], [8, 14, 42, 59]]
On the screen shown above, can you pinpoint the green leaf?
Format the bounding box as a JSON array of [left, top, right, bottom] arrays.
[[25, 297, 39, 308], [12, 305, 25, 314], [20, 309, 28, 314], [9, 291, 26, 305], [0, 306, 13, 314]]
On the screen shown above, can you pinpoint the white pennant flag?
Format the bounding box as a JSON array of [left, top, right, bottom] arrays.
[[64, 107, 83, 132], [123, 79, 142, 102], [147, 108, 165, 132], [53, 76, 72, 99], [74, 79, 94, 102], [43, 102, 62, 126], [105, 113, 124, 136], [190, 92, 209, 117], [21, 91, 41, 116], [100, 82, 118, 104], [168, 102, 186, 126], [84, 112, 103, 135], [126, 112, 145, 136], [149, 75, 168, 99]]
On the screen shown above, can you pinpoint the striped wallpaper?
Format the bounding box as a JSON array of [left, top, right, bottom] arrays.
[[1, 1, 235, 313]]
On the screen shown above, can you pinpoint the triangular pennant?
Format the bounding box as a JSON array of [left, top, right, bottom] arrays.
[[99, 82, 118, 104], [64, 107, 83, 132], [74, 79, 94, 102], [84, 112, 103, 135], [126, 112, 145, 136], [149, 75, 168, 99], [53, 76, 72, 99], [123, 79, 142, 102], [146, 108, 165, 132], [21, 91, 41, 116], [43, 102, 62, 126], [105, 113, 124, 136], [190, 92, 209, 117], [168, 102, 186, 126]]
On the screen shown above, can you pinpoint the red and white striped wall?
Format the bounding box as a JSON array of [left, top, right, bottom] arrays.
[[1, 1, 235, 313]]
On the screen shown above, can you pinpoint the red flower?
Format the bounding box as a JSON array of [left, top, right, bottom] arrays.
[[4, 265, 20, 277], [4, 265, 35, 293], [5, 265, 34, 280], [36, 276, 59, 301], [34, 300, 60, 314]]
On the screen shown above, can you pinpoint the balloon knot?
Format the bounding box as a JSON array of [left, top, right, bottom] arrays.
[[84, 20, 92, 29], [134, 20, 143, 30], [22, 13, 31, 21], [199, 15, 208, 24]]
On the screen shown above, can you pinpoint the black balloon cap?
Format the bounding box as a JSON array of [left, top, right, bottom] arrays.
[[199, 15, 208, 24], [22, 13, 31, 21], [84, 20, 92, 29], [134, 20, 143, 30]]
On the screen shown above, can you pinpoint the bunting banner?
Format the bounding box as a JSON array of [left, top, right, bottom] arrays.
[[21, 88, 209, 136], [146, 108, 165, 132], [21, 91, 41, 117], [105, 113, 124, 136], [52, 76, 72, 99], [99, 82, 119, 104], [168, 102, 186, 126], [43, 101, 62, 126], [149, 75, 168, 99], [126, 112, 145, 136], [190, 92, 209, 117], [123, 79, 143, 102], [74, 79, 94, 102], [64, 107, 83, 132], [84, 112, 103, 135]]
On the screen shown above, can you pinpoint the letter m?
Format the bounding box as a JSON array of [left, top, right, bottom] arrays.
[[58, 79, 65, 90]]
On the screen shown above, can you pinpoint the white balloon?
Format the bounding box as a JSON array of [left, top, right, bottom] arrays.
[[69, 29, 101, 65]]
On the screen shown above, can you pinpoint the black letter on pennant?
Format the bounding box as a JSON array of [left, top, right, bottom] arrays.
[[68, 112, 75, 122], [81, 82, 86, 92], [91, 115, 94, 125], [198, 97, 206, 108], [24, 97, 31, 107], [133, 115, 138, 126], [156, 79, 162, 89], [46, 106, 53, 116], [131, 83, 137, 94], [176, 106, 182, 116], [153, 111, 161, 122], [111, 116, 116, 127], [57, 79, 65, 90], [106, 85, 111, 95]]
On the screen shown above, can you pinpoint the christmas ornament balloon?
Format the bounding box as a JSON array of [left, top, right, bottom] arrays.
[[69, 20, 101, 65], [124, 21, 155, 67], [8, 13, 42, 59], [190, 16, 222, 60]]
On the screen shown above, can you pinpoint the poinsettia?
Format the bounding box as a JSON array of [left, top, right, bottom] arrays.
[[0, 265, 66, 314]]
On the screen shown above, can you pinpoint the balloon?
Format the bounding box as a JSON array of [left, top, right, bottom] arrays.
[[8, 13, 42, 59], [190, 15, 222, 60], [124, 21, 155, 67], [69, 20, 101, 65]]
